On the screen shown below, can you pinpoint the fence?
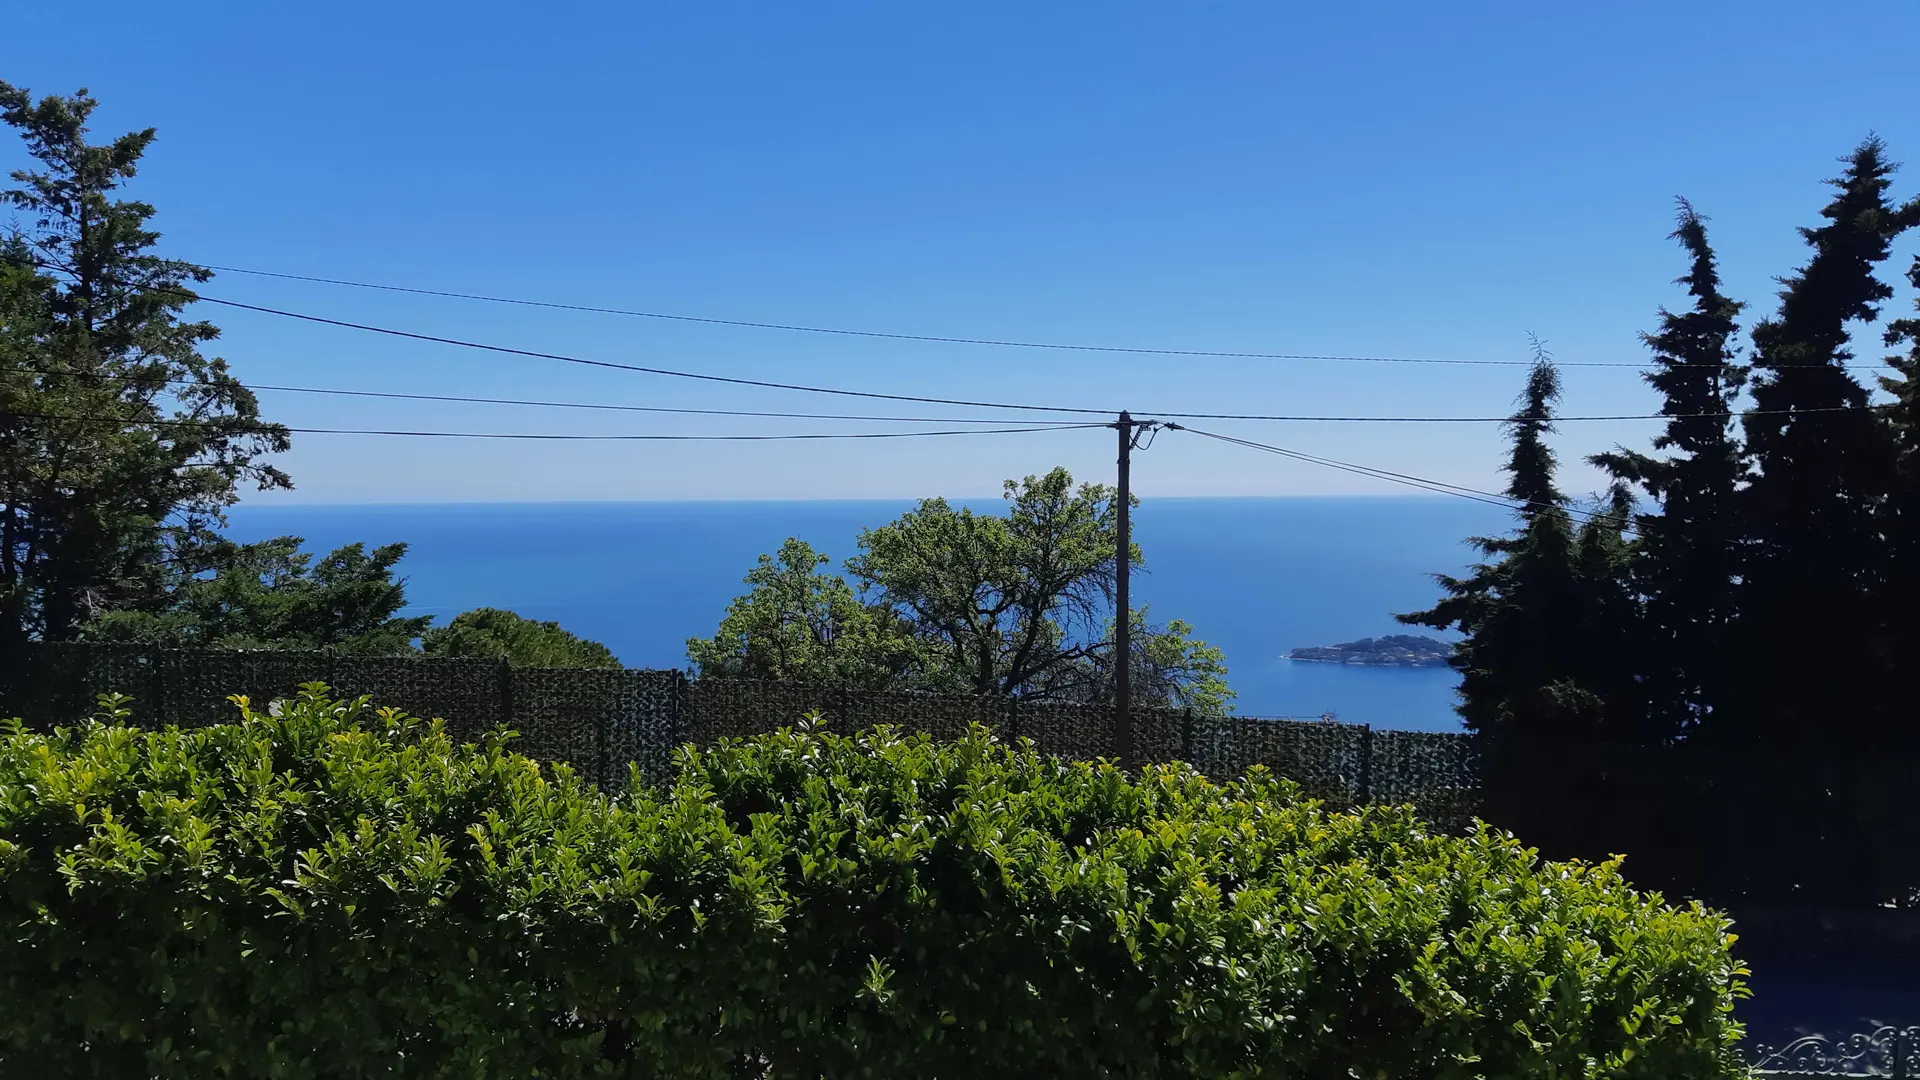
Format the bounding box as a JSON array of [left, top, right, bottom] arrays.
[[1750, 1027, 1919, 1077], [0, 642, 1480, 828]]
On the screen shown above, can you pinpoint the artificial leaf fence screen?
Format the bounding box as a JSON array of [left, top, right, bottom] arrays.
[[0, 642, 1478, 829], [8, 643, 1918, 906]]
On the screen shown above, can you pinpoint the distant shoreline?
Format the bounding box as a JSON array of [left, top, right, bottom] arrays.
[[1286, 634, 1453, 669]]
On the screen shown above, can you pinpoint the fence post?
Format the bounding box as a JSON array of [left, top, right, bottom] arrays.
[[1181, 708, 1195, 763], [1358, 723, 1375, 806], [1895, 1034, 1909, 1080]]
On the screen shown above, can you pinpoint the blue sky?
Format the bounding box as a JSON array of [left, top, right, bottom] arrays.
[[5, 0, 1919, 503]]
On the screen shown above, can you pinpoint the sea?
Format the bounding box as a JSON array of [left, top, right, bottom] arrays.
[[223, 495, 1506, 733]]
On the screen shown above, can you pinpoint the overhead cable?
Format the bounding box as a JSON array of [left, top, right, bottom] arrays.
[[0, 408, 1105, 441], [5, 362, 1898, 426], [1168, 423, 1636, 533], [197, 262, 1895, 371], [183, 295, 1115, 415]]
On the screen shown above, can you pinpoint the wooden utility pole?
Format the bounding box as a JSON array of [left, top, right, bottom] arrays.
[[1114, 411, 1134, 768]]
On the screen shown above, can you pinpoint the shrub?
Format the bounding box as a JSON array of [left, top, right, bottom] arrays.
[[0, 687, 1748, 1079]]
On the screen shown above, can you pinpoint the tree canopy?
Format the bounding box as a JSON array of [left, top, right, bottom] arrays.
[[0, 81, 288, 647], [1405, 139, 1920, 904], [1591, 200, 1746, 740], [1734, 136, 1915, 748], [422, 607, 620, 669], [691, 469, 1234, 711], [1880, 255, 1920, 709], [83, 536, 429, 653], [1402, 349, 1595, 738], [686, 538, 926, 688]]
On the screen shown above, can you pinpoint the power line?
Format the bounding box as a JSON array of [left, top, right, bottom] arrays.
[[1178, 425, 1812, 554], [196, 262, 1897, 371], [0, 408, 1106, 441], [14, 256, 1902, 373], [293, 422, 1103, 442], [204, 264, 1573, 366], [1168, 423, 1637, 534], [257, 386, 1082, 424], [182, 293, 1114, 415], [1152, 403, 1901, 423], [5, 362, 1900, 427], [268, 387, 1862, 426], [7, 361, 1904, 428], [255, 386, 1076, 425], [1175, 424, 1826, 591], [8, 261, 1111, 417], [0, 365, 1073, 425]]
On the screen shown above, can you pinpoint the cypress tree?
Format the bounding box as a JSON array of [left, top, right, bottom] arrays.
[[1505, 345, 1567, 523], [1402, 351, 1626, 860], [1591, 200, 1746, 742], [1401, 349, 1594, 740], [1735, 137, 1912, 749]]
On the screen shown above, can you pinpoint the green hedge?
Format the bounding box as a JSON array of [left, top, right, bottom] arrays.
[[0, 686, 1748, 1079]]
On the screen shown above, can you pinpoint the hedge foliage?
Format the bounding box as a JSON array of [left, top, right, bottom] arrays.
[[0, 686, 1748, 1079]]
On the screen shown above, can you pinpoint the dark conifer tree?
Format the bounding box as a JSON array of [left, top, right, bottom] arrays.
[[1401, 348, 1596, 740], [0, 82, 289, 645], [1402, 350, 1632, 860], [1735, 137, 1913, 748], [1569, 482, 1644, 739], [1879, 255, 1920, 718], [1592, 200, 1746, 742], [1504, 345, 1567, 524]]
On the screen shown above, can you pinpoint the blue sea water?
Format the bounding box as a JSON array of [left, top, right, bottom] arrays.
[[225, 496, 1510, 733]]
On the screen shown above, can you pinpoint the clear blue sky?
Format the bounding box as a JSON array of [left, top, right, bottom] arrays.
[[6, 0, 1919, 503]]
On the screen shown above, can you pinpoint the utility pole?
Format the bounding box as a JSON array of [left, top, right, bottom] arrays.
[[1114, 411, 1134, 768]]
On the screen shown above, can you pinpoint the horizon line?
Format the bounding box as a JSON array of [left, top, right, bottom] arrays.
[[230, 491, 1487, 510]]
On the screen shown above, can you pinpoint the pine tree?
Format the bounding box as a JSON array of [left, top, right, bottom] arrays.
[[1735, 137, 1913, 748], [0, 82, 289, 645], [1592, 200, 1746, 741]]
